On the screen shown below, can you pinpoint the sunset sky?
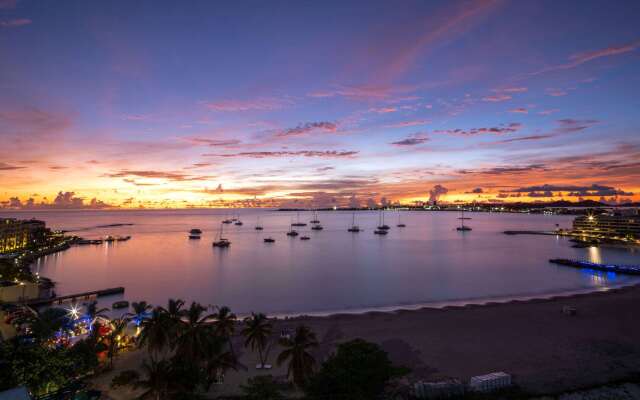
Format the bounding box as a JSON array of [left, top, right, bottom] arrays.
[[1, 0, 639, 209]]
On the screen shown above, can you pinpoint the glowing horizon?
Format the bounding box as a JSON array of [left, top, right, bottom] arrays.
[[1, 1, 639, 209]]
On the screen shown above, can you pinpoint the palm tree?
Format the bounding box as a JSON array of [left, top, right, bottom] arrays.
[[84, 300, 109, 330], [126, 300, 152, 326], [158, 298, 185, 321], [173, 301, 214, 363], [106, 317, 129, 367], [135, 359, 174, 400], [202, 334, 240, 390], [213, 305, 237, 358], [241, 312, 272, 368], [157, 298, 186, 343], [28, 307, 68, 343], [277, 325, 318, 387], [138, 308, 172, 359]]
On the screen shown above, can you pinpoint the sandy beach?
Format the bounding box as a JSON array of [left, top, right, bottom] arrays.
[[93, 284, 640, 398]]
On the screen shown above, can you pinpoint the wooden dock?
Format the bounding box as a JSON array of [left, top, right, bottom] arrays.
[[25, 287, 125, 307]]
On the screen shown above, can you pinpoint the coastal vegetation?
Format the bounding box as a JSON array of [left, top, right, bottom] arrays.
[[1, 296, 407, 399]]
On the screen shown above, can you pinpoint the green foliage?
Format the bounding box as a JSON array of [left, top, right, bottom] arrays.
[[241, 312, 272, 366], [277, 325, 319, 387], [131, 300, 239, 397], [304, 339, 408, 400], [28, 307, 69, 343], [0, 340, 78, 396], [240, 375, 286, 400], [67, 338, 100, 372]]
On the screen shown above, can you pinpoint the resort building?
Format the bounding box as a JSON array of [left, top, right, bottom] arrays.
[[0, 218, 47, 254], [572, 211, 640, 241]]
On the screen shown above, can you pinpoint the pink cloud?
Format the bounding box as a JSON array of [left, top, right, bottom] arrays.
[[384, 120, 430, 128], [0, 18, 31, 28], [434, 122, 522, 136], [0, 0, 17, 9], [275, 121, 338, 138], [202, 97, 288, 112], [546, 88, 567, 97], [500, 87, 527, 93], [370, 107, 397, 114], [308, 85, 400, 100], [538, 109, 559, 115], [184, 138, 243, 147], [509, 107, 528, 114], [390, 133, 429, 146], [376, 0, 501, 84], [482, 94, 512, 102], [531, 39, 640, 75], [204, 150, 358, 158]]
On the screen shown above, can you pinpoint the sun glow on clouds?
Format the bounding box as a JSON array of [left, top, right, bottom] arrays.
[[1, 1, 639, 208]]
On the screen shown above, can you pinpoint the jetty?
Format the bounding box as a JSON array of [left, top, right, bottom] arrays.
[[503, 230, 560, 236], [24, 287, 125, 307], [549, 259, 640, 275]]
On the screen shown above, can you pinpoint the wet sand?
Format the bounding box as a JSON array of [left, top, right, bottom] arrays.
[[94, 284, 640, 397]]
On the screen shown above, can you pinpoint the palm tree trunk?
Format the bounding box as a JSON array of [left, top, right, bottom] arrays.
[[228, 337, 237, 362], [258, 346, 264, 367]]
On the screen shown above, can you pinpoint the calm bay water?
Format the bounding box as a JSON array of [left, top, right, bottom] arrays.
[[5, 209, 640, 315]]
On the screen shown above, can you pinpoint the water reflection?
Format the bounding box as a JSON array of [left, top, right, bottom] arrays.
[[588, 246, 602, 264], [7, 209, 639, 315]]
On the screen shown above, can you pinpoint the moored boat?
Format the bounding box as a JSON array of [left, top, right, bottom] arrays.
[[291, 211, 307, 226], [348, 212, 361, 232], [213, 223, 231, 248], [397, 211, 406, 227], [456, 209, 472, 232], [377, 210, 390, 230], [112, 300, 129, 309]]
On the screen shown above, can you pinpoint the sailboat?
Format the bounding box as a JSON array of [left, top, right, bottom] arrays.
[[347, 212, 361, 232], [255, 215, 263, 230], [212, 223, 231, 247], [377, 210, 390, 230], [222, 214, 233, 224], [234, 213, 243, 226], [396, 211, 406, 228], [310, 210, 320, 224], [291, 211, 307, 227], [287, 217, 299, 236], [456, 209, 472, 231]]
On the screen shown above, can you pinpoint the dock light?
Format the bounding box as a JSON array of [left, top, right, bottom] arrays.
[[588, 215, 594, 221], [67, 305, 81, 320]]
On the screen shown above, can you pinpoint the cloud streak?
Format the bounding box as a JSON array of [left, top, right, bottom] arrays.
[[205, 150, 359, 158], [0, 18, 31, 28], [274, 121, 338, 138], [531, 39, 640, 75]]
